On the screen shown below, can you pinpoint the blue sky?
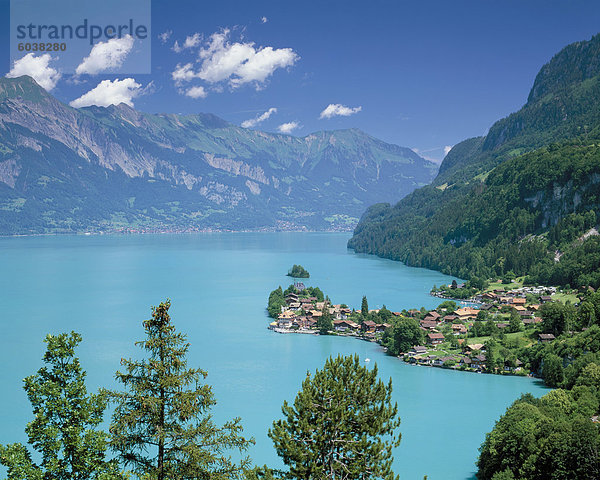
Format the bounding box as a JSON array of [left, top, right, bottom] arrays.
[[2, 0, 600, 161]]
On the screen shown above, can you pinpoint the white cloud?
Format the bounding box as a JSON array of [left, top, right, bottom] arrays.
[[158, 30, 172, 44], [185, 86, 207, 99], [69, 78, 142, 108], [241, 107, 277, 128], [319, 103, 362, 119], [75, 35, 134, 75], [196, 29, 298, 89], [277, 121, 300, 134], [171, 63, 201, 85], [261, 16, 268, 23], [184, 33, 202, 49], [444, 145, 453, 156], [6, 53, 61, 91], [173, 33, 202, 53]]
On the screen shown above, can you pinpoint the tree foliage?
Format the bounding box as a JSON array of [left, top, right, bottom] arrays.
[[381, 318, 424, 356], [477, 389, 600, 480], [286, 265, 310, 278], [107, 300, 253, 480], [269, 355, 401, 480], [0, 332, 122, 480]]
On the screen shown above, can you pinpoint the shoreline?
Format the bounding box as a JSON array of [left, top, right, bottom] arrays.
[[267, 326, 535, 379], [0, 228, 355, 239]]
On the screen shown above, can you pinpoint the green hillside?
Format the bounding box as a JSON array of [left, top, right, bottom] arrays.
[[349, 33, 600, 288]]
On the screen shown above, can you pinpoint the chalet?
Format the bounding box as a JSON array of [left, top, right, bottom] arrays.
[[455, 307, 479, 320], [285, 293, 299, 304], [452, 324, 467, 335], [538, 333, 556, 343], [412, 355, 434, 365], [294, 316, 310, 329], [480, 292, 497, 301], [362, 320, 377, 333], [333, 320, 359, 332], [499, 296, 513, 304], [309, 310, 323, 319], [407, 309, 420, 317], [459, 356, 472, 367], [513, 305, 527, 312], [288, 302, 301, 310], [420, 320, 438, 330], [512, 297, 526, 306], [465, 343, 485, 354], [504, 359, 523, 372], [375, 323, 391, 333], [433, 356, 457, 367], [425, 311, 441, 321], [277, 317, 294, 329], [479, 303, 495, 311], [443, 314, 459, 323], [540, 295, 553, 303], [472, 354, 487, 368], [519, 310, 533, 318], [529, 304, 541, 311], [427, 332, 445, 345], [522, 318, 536, 326], [409, 345, 428, 356]]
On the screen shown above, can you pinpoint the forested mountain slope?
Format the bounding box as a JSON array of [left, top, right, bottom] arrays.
[[349, 33, 600, 288]]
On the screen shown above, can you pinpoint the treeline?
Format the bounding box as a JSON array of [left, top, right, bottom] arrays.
[[477, 293, 600, 479], [0, 301, 403, 480]]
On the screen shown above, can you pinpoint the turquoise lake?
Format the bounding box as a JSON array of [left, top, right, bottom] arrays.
[[0, 233, 548, 479]]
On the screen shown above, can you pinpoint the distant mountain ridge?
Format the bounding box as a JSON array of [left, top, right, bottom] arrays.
[[0, 75, 437, 234], [349, 33, 600, 288]]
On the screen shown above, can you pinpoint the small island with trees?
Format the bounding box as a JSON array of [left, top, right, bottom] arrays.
[[286, 264, 310, 278]]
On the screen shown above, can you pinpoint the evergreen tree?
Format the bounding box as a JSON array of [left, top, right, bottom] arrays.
[[317, 306, 333, 335], [361, 296, 369, 317], [269, 355, 401, 480], [107, 300, 253, 480], [0, 332, 123, 480], [508, 310, 523, 333]]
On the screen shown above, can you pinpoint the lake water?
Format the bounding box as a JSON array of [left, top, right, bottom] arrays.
[[0, 233, 548, 479]]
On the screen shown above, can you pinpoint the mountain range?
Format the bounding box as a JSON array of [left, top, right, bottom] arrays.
[[349, 33, 600, 288], [0, 76, 437, 234]]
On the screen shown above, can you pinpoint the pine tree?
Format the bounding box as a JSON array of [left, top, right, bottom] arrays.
[[269, 354, 401, 480], [361, 296, 369, 317], [107, 300, 254, 480], [0, 332, 123, 480]]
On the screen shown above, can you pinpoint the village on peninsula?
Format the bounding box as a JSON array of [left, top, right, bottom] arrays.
[[267, 266, 568, 376]]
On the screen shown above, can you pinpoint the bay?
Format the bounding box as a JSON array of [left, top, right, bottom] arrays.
[[0, 233, 548, 479]]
